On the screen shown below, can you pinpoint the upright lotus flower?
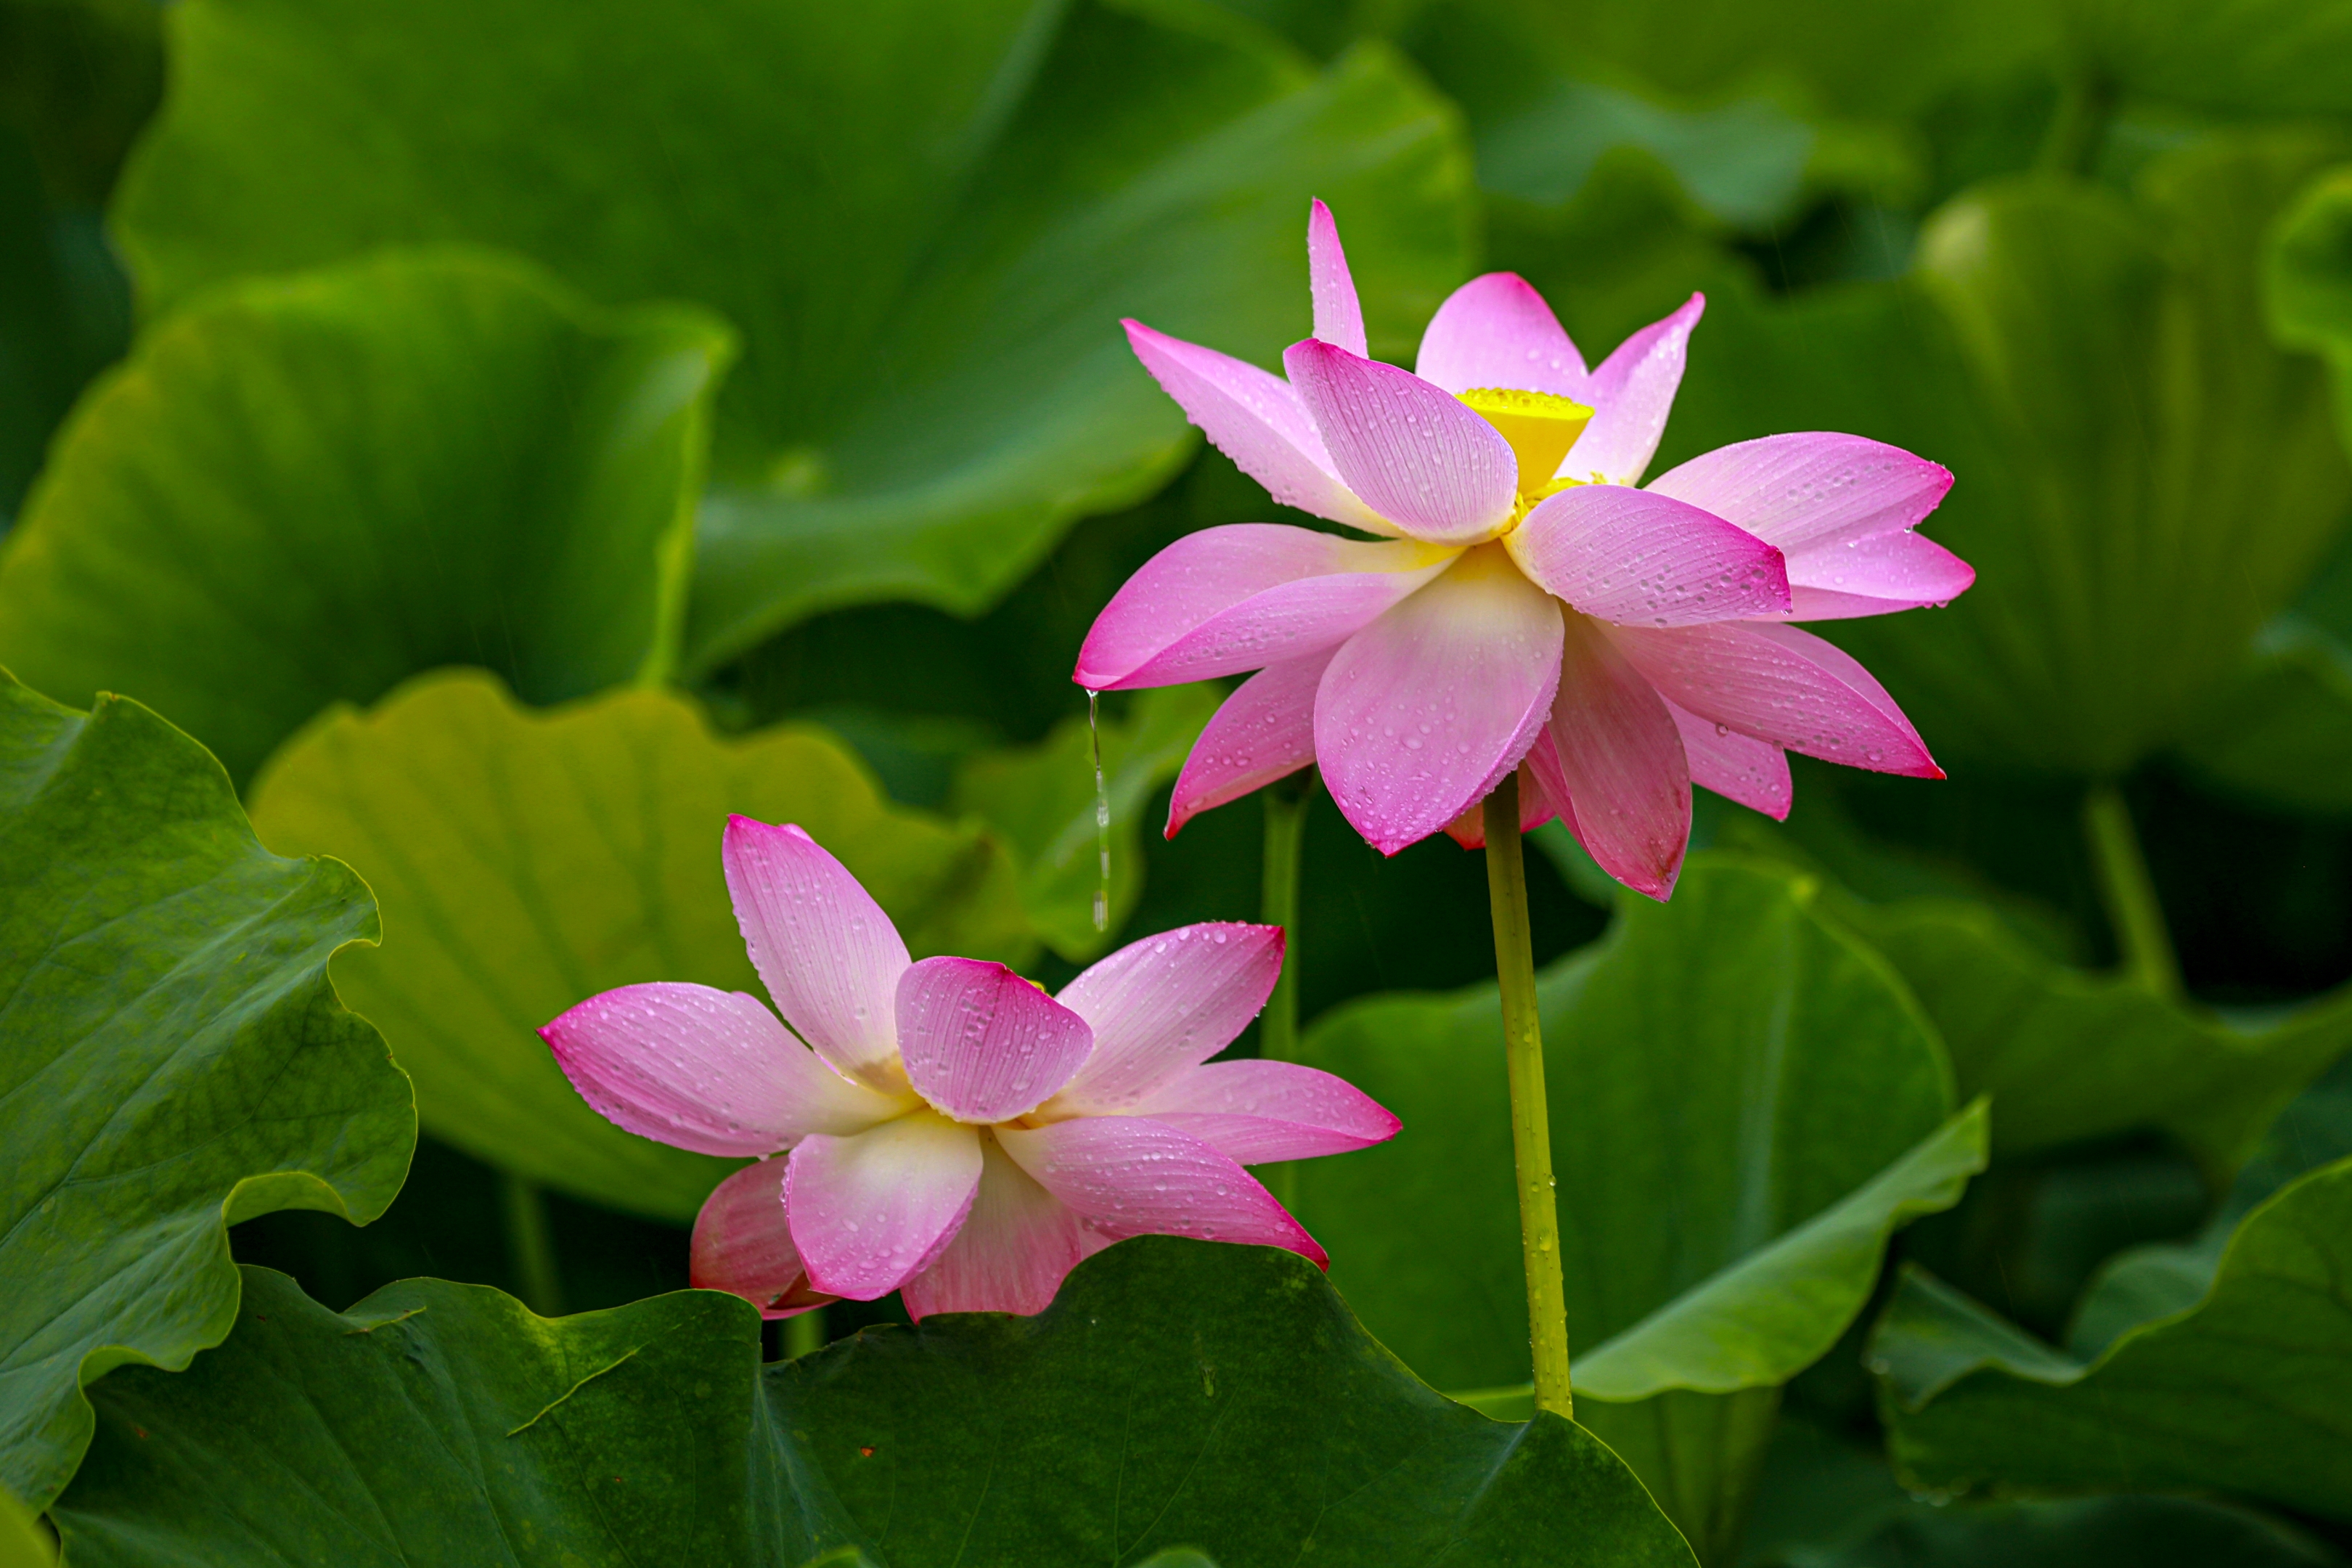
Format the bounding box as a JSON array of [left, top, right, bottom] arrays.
[[541, 816, 1397, 1319], [1074, 201, 1973, 897]]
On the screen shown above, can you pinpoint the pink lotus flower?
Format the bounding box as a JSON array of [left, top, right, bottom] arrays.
[[542, 816, 1397, 1319], [1075, 202, 1972, 897]]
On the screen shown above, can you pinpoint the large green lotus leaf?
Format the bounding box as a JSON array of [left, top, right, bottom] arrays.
[[245, 669, 1032, 1225], [1741, 1416, 2345, 1568], [0, 1486, 52, 1568], [110, 0, 1474, 665], [1279, 857, 1980, 1563], [0, 674, 412, 1511], [0, 249, 732, 785], [53, 1241, 1697, 1567], [1869, 1145, 2352, 1522], [2173, 618, 2352, 815], [1660, 136, 2352, 779], [950, 683, 1218, 961], [2059, 0, 2352, 118], [1832, 894, 2352, 1176]]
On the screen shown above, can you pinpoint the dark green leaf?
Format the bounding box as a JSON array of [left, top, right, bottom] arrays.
[[2062, 0, 2352, 118], [1664, 136, 2352, 779], [1279, 857, 1978, 1562], [1836, 894, 2352, 1175], [0, 249, 732, 784], [110, 0, 1474, 661], [1740, 1416, 2345, 1568], [0, 673, 411, 1510], [54, 1241, 1696, 1566], [950, 683, 1218, 960], [246, 669, 1033, 1224], [2173, 619, 2352, 815], [1871, 1155, 2352, 1520]]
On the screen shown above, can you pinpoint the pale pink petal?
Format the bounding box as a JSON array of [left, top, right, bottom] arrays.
[[1132, 1058, 1399, 1164], [1561, 293, 1704, 486], [1072, 524, 1447, 690], [689, 1159, 836, 1320], [1508, 483, 1789, 627], [1414, 272, 1585, 396], [542, 982, 905, 1159], [1284, 338, 1517, 544], [1545, 615, 1691, 900], [1307, 199, 1368, 359], [1607, 621, 1940, 777], [723, 817, 909, 1091], [1439, 756, 1564, 849], [996, 1116, 1326, 1266], [1645, 431, 1953, 553], [1784, 529, 1976, 621], [1666, 698, 1792, 820], [1315, 547, 1565, 855], [1124, 320, 1392, 533], [1051, 922, 1285, 1111], [1166, 649, 1333, 836], [896, 956, 1094, 1124], [900, 1135, 1086, 1319], [785, 1113, 984, 1299]]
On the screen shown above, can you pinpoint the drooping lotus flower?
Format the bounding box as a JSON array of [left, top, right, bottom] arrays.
[[542, 816, 1397, 1319], [1074, 201, 1972, 897]]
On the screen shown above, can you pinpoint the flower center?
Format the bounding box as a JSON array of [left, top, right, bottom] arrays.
[[1457, 386, 1594, 503]]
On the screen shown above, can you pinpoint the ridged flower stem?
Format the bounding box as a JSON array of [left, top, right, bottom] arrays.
[[1482, 773, 1572, 1419], [1258, 769, 1318, 1063], [2083, 782, 2182, 1004]]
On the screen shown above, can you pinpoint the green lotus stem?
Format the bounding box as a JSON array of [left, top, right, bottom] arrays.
[[785, 1308, 827, 1360], [1259, 768, 1318, 1063], [2041, 69, 2114, 175], [2083, 783, 2182, 1004], [499, 1171, 565, 1317], [1482, 773, 1572, 1419]]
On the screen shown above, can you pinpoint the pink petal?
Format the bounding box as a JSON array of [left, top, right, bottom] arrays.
[[1784, 529, 1976, 621], [723, 817, 910, 1091], [1414, 271, 1586, 396], [1562, 293, 1704, 487], [1545, 614, 1691, 900], [689, 1159, 836, 1320], [1607, 621, 1941, 777], [1315, 547, 1564, 855], [1132, 1058, 1400, 1164], [785, 1113, 984, 1299], [542, 982, 905, 1158], [1283, 338, 1518, 544], [1666, 697, 1791, 820], [896, 955, 1094, 1124], [1508, 483, 1790, 627], [1072, 524, 1447, 690], [1644, 431, 1954, 554], [1051, 922, 1285, 1111], [900, 1135, 1086, 1320], [1165, 648, 1333, 836], [995, 1116, 1325, 1266], [1438, 756, 1564, 849], [1123, 320, 1391, 533], [1307, 198, 1368, 359]]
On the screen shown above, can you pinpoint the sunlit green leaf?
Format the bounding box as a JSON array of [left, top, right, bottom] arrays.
[[111, 0, 1474, 663], [247, 669, 1032, 1224], [0, 673, 411, 1511], [1278, 857, 1978, 1563], [950, 683, 1218, 960], [0, 249, 732, 784], [54, 1241, 1696, 1566]]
